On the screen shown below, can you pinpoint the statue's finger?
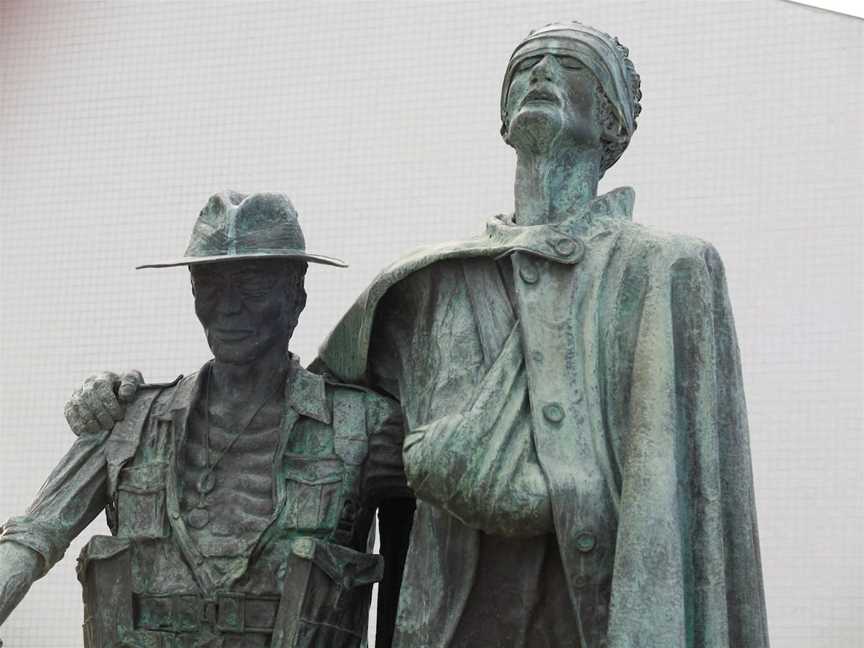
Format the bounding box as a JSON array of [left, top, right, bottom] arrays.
[[64, 397, 84, 437], [118, 369, 144, 403], [94, 379, 124, 420], [73, 402, 103, 435], [81, 387, 116, 431]]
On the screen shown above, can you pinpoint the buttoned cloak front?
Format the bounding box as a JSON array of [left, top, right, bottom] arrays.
[[317, 187, 769, 648]]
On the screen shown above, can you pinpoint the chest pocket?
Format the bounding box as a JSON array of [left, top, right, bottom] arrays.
[[282, 454, 344, 533], [116, 462, 169, 539]]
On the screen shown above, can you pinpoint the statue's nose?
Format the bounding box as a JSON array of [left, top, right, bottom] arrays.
[[530, 55, 557, 84], [216, 281, 244, 315]]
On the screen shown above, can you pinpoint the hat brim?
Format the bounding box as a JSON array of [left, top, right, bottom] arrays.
[[136, 251, 347, 269]]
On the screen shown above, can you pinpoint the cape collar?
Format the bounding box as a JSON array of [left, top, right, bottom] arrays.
[[488, 186, 634, 240], [316, 188, 635, 384]]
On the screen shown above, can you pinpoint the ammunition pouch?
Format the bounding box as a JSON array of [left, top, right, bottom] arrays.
[[78, 536, 279, 647], [271, 538, 384, 648], [78, 535, 382, 648], [77, 536, 135, 648]]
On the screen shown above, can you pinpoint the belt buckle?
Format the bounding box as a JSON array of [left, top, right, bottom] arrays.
[[215, 591, 245, 633], [171, 594, 202, 633], [201, 599, 218, 627]]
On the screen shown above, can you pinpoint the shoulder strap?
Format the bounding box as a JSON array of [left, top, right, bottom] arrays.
[[104, 373, 191, 496], [332, 387, 368, 467], [104, 389, 162, 498]]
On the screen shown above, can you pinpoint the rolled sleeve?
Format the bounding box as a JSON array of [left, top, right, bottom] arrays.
[[0, 430, 110, 574]]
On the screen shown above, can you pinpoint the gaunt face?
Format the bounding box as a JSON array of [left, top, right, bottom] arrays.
[[503, 40, 604, 153], [190, 260, 304, 365]]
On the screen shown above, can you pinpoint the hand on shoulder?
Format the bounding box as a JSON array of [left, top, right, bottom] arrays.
[[64, 370, 144, 436]]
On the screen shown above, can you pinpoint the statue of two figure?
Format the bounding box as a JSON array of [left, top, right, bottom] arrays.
[[0, 22, 769, 648]]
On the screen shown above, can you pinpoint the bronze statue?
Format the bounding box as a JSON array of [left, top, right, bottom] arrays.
[[0, 192, 412, 647], [29, 21, 769, 648], [316, 22, 770, 647]]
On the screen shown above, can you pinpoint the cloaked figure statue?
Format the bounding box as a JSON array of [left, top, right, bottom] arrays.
[[317, 22, 770, 648]]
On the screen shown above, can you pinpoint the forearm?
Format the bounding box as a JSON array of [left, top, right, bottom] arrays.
[[404, 411, 552, 537], [0, 542, 42, 626]]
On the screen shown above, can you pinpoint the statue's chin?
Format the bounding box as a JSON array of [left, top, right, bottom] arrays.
[[507, 107, 562, 155]]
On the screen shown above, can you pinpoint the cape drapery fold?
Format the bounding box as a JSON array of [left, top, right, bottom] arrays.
[[318, 192, 768, 647]]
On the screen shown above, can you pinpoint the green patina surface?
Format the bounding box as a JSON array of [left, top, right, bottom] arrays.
[[315, 20, 769, 648], [0, 19, 769, 648]]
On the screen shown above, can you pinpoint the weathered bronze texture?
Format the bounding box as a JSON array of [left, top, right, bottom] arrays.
[[317, 21, 770, 647], [0, 192, 412, 647], [3, 20, 769, 648]]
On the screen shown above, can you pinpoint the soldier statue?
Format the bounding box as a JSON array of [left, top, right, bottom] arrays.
[[0, 192, 412, 647], [46, 21, 770, 648]]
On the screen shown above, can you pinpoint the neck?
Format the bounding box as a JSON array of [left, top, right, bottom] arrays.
[[210, 346, 289, 404], [513, 143, 601, 226]]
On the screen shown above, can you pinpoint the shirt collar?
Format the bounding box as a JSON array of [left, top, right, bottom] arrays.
[[287, 357, 331, 424]]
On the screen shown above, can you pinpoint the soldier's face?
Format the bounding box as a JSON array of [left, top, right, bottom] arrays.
[[191, 260, 303, 365], [503, 43, 603, 153]]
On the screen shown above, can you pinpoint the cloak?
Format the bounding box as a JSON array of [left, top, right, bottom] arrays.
[[318, 187, 769, 647]]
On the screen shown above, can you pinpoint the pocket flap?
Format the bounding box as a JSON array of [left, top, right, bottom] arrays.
[[283, 454, 343, 485], [291, 538, 384, 589], [77, 534, 132, 581]]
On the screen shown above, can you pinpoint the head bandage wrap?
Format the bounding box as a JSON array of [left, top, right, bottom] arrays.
[[501, 22, 641, 168]]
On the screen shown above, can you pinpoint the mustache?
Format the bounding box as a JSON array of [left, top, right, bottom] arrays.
[[521, 87, 561, 107]]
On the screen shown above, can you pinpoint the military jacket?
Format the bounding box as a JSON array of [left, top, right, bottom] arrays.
[[1, 359, 409, 647]]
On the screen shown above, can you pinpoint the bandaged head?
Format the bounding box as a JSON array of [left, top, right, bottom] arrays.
[[500, 22, 642, 173]]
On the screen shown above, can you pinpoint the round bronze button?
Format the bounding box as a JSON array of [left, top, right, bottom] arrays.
[[553, 237, 577, 256], [542, 403, 565, 423], [576, 531, 596, 553], [519, 263, 539, 284], [185, 507, 209, 529], [552, 237, 585, 261]]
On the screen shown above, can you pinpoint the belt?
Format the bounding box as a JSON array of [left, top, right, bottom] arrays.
[[133, 591, 280, 634]]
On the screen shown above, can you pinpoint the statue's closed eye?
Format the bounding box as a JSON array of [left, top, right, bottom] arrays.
[[514, 54, 585, 74]]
